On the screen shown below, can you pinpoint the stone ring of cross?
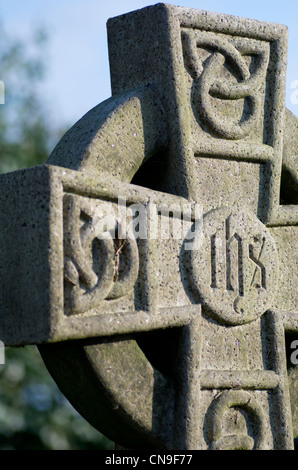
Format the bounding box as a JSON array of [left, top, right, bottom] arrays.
[[0, 4, 297, 450]]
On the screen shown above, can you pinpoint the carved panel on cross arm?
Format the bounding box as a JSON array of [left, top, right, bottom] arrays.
[[63, 194, 139, 315], [181, 30, 270, 141]]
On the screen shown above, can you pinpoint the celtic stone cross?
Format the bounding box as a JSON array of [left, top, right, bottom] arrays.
[[0, 4, 297, 450]]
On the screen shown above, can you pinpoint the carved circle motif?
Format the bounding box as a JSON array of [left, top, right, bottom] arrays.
[[187, 207, 279, 325]]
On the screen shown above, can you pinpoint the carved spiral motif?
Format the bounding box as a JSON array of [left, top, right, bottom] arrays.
[[64, 194, 139, 314], [182, 30, 269, 140]]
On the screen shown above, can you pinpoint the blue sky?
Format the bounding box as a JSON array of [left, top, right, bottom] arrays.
[[1, 0, 298, 127]]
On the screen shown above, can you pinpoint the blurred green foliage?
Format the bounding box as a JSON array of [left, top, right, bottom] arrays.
[[0, 347, 114, 450], [0, 22, 57, 173], [0, 20, 113, 450]]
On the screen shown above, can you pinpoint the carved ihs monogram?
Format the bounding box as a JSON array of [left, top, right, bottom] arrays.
[[189, 208, 279, 325], [210, 216, 267, 313]]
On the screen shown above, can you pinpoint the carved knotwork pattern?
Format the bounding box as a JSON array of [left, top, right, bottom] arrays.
[[181, 30, 270, 140], [63, 194, 139, 314], [206, 390, 266, 450]]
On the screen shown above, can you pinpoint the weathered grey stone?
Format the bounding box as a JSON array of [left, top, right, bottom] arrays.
[[0, 4, 297, 450]]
